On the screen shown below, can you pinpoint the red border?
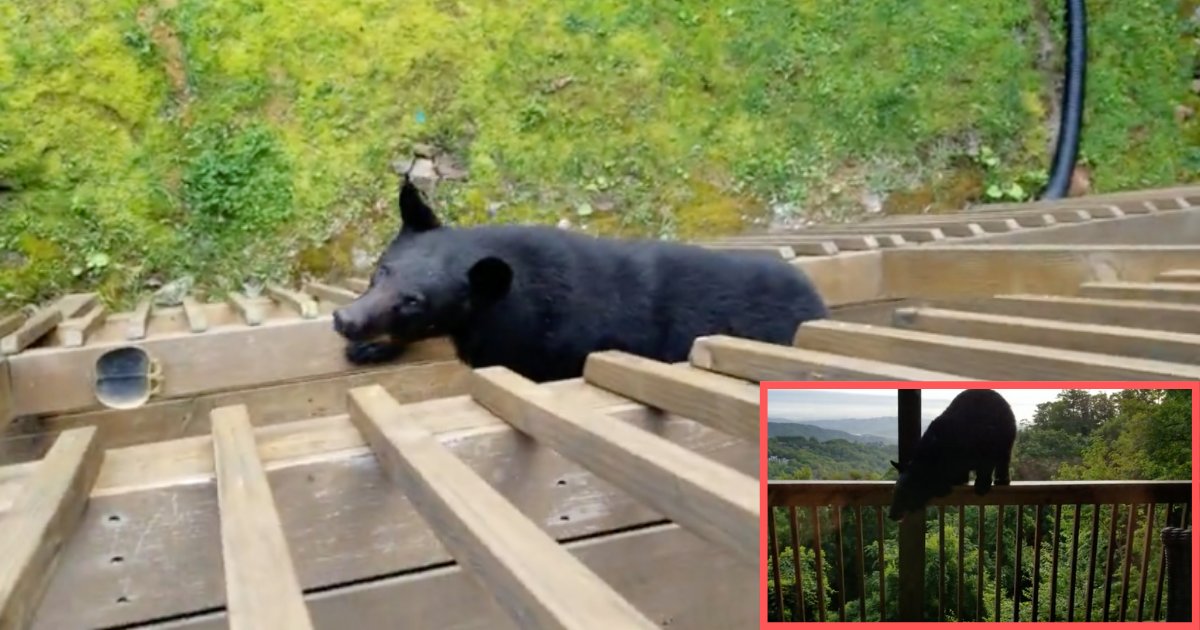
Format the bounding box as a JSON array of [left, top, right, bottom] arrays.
[[759, 381, 1200, 628]]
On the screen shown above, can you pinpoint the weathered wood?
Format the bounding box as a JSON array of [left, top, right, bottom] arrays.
[[871, 210, 1063, 226], [793, 251, 886, 307], [303, 282, 358, 306], [797, 226, 946, 242], [58, 304, 108, 348], [5, 316, 456, 418], [0, 359, 10, 428], [126, 299, 153, 340], [135, 524, 755, 630], [470, 367, 760, 566], [349, 385, 657, 630], [866, 218, 1010, 235], [791, 320, 1200, 380], [688, 335, 971, 382], [700, 244, 801, 259], [53, 294, 99, 320], [1, 308, 63, 356], [883, 245, 1200, 299], [969, 209, 1200, 246], [227, 292, 264, 326], [709, 234, 881, 251], [343, 278, 370, 293], [583, 351, 758, 442], [0, 313, 26, 340], [181, 297, 209, 333], [265, 285, 319, 319], [211, 406, 314, 630], [929, 294, 1200, 335], [1079, 281, 1200, 305], [767, 480, 1191, 509], [0, 427, 103, 630], [893, 307, 1200, 364], [1156, 269, 1200, 283]]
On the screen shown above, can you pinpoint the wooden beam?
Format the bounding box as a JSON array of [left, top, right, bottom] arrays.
[[54, 293, 99, 320], [303, 282, 358, 305], [1, 307, 63, 356], [868, 217, 1020, 233], [211, 406, 314, 630], [767, 480, 1190, 508], [791, 320, 1200, 380], [701, 244, 803, 259], [869, 210, 1063, 226], [58, 304, 108, 348], [800, 226, 947, 243], [967, 209, 1200, 246], [181, 296, 209, 333], [793, 250, 886, 307], [470, 367, 760, 566], [1079, 281, 1200, 305], [882, 245, 1200, 299], [343, 278, 370, 293], [893, 307, 1200, 365], [348, 385, 657, 630], [583, 351, 759, 443], [227, 292, 264, 327], [0, 426, 103, 630], [126, 299, 153, 341], [709, 234, 881, 251], [1156, 269, 1200, 283], [5, 316, 456, 418], [0, 359, 10, 428], [688, 334, 972, 381], [0, 313, 26, 339], [928, 294, 1200, 335], [265, 285, 318, 319]]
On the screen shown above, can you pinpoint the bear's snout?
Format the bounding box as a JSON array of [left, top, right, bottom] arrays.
[[332, 308, 361, 339]]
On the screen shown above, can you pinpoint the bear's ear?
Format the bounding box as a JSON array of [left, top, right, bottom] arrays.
[[890, 460, 905, 472], [398, 175, 441, 233], [468, 256, 513, 305]]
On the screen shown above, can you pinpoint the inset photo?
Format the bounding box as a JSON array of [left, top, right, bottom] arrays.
[[761, 383, 1197, 624]]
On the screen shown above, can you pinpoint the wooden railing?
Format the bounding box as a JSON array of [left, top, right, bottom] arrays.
[[765, 480, 1192, 623]]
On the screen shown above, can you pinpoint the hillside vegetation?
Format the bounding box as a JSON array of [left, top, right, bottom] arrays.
[[1, 1, 1195, 308]]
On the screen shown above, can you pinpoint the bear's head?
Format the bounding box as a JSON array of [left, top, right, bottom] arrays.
[[887, 458, 948, 522], [331, 176, 514, 345]]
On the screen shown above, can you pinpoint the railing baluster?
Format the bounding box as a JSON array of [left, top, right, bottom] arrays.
[[1152, 503, 1174, 621], [1102, 504, 1120, 621], [1068, 503, 1081, 621], [1135, 502, 1156, 621], [855, 506, 866, 621], [1013, 504, 1023, 621], [877, 507, 886, 620], [937, 505, 945, 621], [957, 505, 965, 620], [1086, 503, 1101, 621], [1049, 504, 1061, 621], [811, 506, 826, 622], [994, 505, 1003, 622], [834, 506, 846, 621], [769, 506, 783, 618], [976, 506, 984, 621], [1118, 502, 1137, 620], [1032, 504, 1043, 621], [788, 506, 805, 622]]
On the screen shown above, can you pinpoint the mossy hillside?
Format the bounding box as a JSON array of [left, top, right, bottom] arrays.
[[0, 0, 1194, 309]]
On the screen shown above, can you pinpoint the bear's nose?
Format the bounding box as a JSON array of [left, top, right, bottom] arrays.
[[332, 309, 356, 337]]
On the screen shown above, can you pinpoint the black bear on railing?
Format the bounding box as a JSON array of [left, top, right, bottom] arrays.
[[888, 389, 1017, 521]]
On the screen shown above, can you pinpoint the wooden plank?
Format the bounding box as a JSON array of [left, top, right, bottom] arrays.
[[58, 304, 108, 348], [583, 351, 759, 442], [343, 278, 370, 293], [893, 307, 1200, 365], [53, 294, 99, 320], [470, 367, 760, 566], [1, 308, 62, 356], [1079, 281, 1200, 305], [799, 226, 947, 242], [872, 211, 1062, 226], [181, 296, 209, 333], [868, 218, 1018, 233], [5, 316, 456, 418], [791, 320, 1200, 380], [348, 385, 657, 630], [709, 234, 881, 251], [793, 251, 886, 307], [968, 209, 1200, 246], [0, 427, 103, 630], [882, 245, 1200, 299], [227, 292, 264, 326], [0, 313, 26, 340], [265, 285, 318, 319], [688, 334, 972, 382], [126, 299, 152, 340], [211, 406, 314, 630], [767, 480, 1190, 508], [1156, 269, 1200, 283], [303, 282, 358, 305], [700, 244, 802, 259], [131, 524, 755, 630], [928, 294, 1200, 335], [0, 359, 10, 429]]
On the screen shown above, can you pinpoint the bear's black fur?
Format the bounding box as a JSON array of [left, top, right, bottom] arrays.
[[331, 175, 829, 383], [888, 389, 1017, 521]]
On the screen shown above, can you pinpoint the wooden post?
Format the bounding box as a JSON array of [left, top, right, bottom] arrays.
[[896, 389, 924, 621]]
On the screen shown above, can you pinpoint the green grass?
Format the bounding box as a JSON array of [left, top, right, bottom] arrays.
[[0, 0, 1195, 309]]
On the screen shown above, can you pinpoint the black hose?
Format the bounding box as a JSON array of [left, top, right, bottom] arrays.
[[1041, 0, 1088, 200]]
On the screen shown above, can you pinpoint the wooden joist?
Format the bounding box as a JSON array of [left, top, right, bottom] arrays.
[[1, 308, 62, 356], [348, 385, 658, 630], [0, 313, 26, 340], [866, 217, 1016, 234], [211, 406, 314, 630], [1156, 269, 1200, 283], [1079, 281, 1200, 305], [928, 294, 1200, 335], [710, 234, 882, 251], [265, 285, 319, 319], [343, 278, 370, 294], [795, 226, 947, 243], [304, 282, 358, 306], [688, 335, 972, 382], [470, 367, 759, 566], [893, 307, 1200, 365], [0, 427, 103, 630], [583, 351, 759, 443], [227, 292, 264, 327], [126, 299, 152, 341], [182, 296, 209, 333], [701, 244, 804, 259], [791, 319, 1200, 380], [58, 304, 107, 348]]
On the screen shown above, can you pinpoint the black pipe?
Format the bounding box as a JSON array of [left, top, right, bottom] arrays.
[[1041, 0, 1088, 200]]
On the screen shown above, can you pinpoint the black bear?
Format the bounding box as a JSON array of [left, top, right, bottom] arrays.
[[887, 389, 1017, 521], [331, 175, 829, 383]]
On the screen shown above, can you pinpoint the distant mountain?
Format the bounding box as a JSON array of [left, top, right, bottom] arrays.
[[768, 416, 936, 444], [767, 420, 895, 445]]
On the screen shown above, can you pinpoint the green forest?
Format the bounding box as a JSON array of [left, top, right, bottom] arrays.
[[766, 389, 1193, 622], [2, 1, 1198, 309]]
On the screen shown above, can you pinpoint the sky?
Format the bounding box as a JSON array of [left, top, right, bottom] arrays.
[[766, 388, 1127, 426]]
